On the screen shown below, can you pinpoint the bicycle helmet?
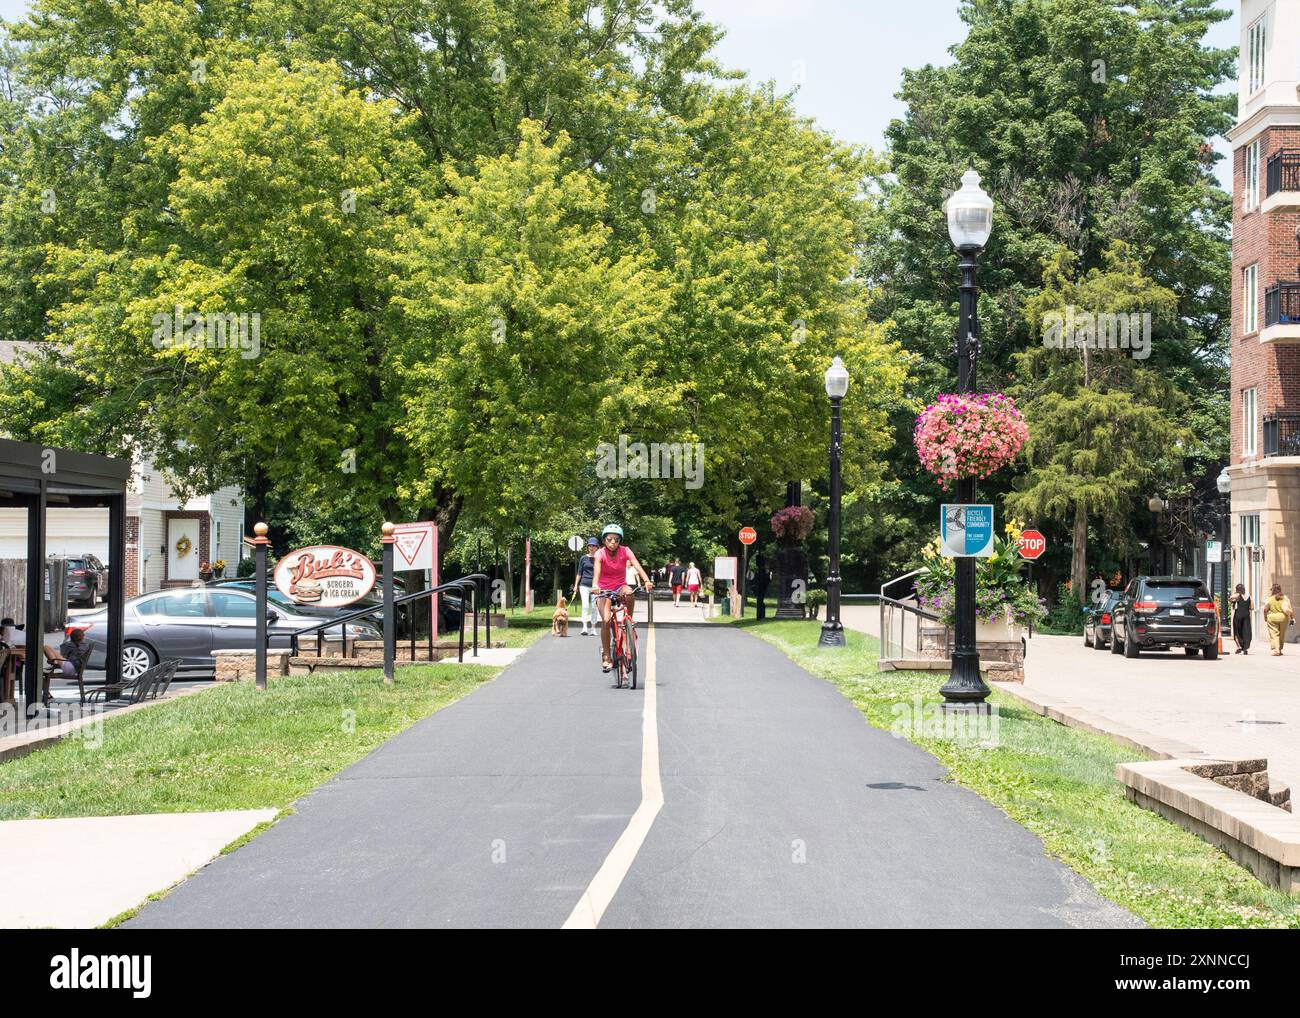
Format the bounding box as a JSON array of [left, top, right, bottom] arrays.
[[602, 523, 624, 538]]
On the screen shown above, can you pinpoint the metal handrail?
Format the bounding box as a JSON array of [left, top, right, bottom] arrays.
[[288, 573, 489, 663]]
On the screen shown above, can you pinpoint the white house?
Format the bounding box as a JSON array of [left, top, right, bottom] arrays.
[[0, 342, 246, 595]]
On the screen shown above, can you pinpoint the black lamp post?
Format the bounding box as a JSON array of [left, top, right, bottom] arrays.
[[1216, 468, 1231, 633], [1148, 496, 1167, 573], [939, 168, 995, 710], [819, 356, 850, 647]]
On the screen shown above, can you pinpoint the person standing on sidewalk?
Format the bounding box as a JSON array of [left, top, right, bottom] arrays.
[[1264, 584, 1294, 656], [571, 537, 599, 635], [1229, 584, 1253, 655]]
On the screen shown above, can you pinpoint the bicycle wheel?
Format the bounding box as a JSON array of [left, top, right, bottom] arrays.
[[624, 618, 638, 689], [611, 611, 627, 687]]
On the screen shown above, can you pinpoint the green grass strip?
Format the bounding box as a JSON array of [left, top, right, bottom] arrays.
[[738, 618, 1300, 929], [0, 662, 500, 820]]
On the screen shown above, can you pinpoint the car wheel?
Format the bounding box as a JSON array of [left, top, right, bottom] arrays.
[[1084, 629, 1093, 648], [1203, 641, 1218, 660], [1110, 628, 1123, 654], [122, 642, 156, 681], [1123, 631, 1140, 658]]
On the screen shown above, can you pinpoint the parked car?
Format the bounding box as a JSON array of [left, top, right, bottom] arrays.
[[65, 553, 108, 608], [1110, 576, 1220, 659], [67, 587, 384, 680], [1083, 590, 1122, 650], [209, 578, 465, 635]]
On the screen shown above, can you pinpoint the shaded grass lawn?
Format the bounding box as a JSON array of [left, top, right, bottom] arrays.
[[738, 618, 1300, 929], [0, 663, 499, 820]]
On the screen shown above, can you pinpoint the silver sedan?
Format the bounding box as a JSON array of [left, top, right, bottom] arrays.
[[70, 587, 383, 680]]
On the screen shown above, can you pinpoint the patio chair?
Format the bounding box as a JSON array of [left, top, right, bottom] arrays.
[[85, 662, 160, 705], [146, 660, 179, 700], [66, 642, 95, 704]]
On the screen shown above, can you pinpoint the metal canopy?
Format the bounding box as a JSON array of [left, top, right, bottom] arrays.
[[0, 437, 129, 709]]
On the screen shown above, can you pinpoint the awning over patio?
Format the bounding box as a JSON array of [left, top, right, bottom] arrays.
[[0, 438, 129, 705]]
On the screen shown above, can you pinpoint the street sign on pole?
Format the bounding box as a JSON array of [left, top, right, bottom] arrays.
[[1017, 529, 1047, 560], [567, 535, 583, 552], [392, 521, 436, 573], [940, 505, 995, 558], [1206, 540, 1222, 563], [739, 526, 757, 546]]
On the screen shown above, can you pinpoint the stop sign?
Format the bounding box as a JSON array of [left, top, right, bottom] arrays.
[[739, 527, 757, 546], [1018, 530, 1046, 560]]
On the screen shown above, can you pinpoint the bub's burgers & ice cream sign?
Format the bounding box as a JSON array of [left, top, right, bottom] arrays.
[[273, 545, 377, 608]]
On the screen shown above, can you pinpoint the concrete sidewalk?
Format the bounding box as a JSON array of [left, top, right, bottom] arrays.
[[0, 809, 277, 927], [1010, 634, 1300, 798]]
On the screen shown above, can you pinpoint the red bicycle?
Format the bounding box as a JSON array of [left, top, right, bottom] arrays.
[[594, 588, 639, 689]]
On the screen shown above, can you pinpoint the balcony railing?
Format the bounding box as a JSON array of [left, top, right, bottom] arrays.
[[1263, 412, 1300, 457], [1266, 150, 1300, 196], [1263, 281, 1300, 327]]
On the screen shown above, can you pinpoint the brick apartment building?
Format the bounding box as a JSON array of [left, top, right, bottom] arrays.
[[1228, 0, 1300, 640]]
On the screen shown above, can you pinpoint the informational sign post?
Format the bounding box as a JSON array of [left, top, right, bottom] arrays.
[[1206, 540, 1222, 564], [939, 505, 995, 558], [392, 521, 436, 573], [392, 521, 439, 640], [738, 528, 756, 615]]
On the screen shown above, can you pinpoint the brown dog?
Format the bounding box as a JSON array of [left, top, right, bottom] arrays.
[[551, 595, 570, 637]]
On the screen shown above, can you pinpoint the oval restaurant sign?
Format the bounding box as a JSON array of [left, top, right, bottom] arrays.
[[274, 545, 377, 608]]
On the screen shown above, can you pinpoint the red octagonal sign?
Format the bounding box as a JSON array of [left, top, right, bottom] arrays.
[[1018, 530, 1046, 560], [739, 527, 757, 546]]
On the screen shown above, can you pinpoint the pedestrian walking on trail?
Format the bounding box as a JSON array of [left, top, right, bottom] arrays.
[[571, 537, 599, 635], [685, 561, 702, 607], [1229, 584, 1253, 655], [669, 559, 685, 606], [1264, 583, 1294, 656]]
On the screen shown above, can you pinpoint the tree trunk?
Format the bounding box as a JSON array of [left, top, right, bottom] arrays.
[[1072, 503, 1088, 605]]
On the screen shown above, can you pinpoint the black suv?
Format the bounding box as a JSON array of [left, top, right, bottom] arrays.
[[65, 554, 108, 608], [1111, 576, 1220, 659]]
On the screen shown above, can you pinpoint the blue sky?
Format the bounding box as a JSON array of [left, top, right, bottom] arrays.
[[0, 0, 1239, 183]]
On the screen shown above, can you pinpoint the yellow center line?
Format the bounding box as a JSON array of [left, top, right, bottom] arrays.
[[561, 623, 662, 929]]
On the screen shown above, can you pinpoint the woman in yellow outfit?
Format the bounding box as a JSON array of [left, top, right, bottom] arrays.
[[1263, 583, 1294, 656]]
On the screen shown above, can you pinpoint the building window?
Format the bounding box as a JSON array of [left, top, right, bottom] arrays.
[[1248, 15, 1267, 94], [1245, 139, 1260, 211], [1243, 387, 1258, 456], [215, 521, 221, 560], [1241, 513, 1261, 547], [1243, 264, 1258, 333]]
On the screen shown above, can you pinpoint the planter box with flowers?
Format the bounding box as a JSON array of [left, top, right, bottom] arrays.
[[911, 393, 1042, 653], [771, 505, 815, 620]]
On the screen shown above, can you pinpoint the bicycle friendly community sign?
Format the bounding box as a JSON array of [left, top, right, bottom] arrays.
[[939, 504, 995, 558]]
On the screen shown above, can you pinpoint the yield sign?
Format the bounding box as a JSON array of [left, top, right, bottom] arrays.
[[392, 521, 436, 572]]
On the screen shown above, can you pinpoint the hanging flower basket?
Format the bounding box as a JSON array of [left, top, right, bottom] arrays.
[[770, 505, 815, 547], [913, 392, 1029, 490]]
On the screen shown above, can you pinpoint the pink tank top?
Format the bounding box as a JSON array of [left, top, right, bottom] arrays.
[[597, 545, 632, 590]]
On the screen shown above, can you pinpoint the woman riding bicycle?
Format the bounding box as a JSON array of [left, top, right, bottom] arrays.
[[591, 524, 653, 673]]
